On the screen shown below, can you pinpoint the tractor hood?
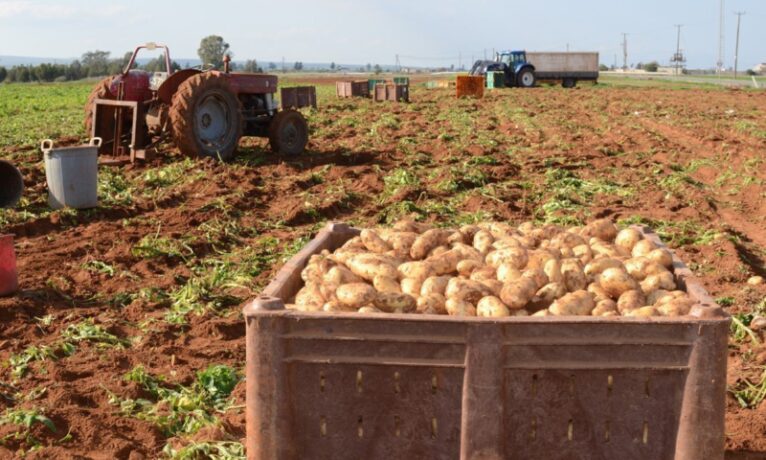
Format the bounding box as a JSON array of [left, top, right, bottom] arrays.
[[469, 60, 506, 76]]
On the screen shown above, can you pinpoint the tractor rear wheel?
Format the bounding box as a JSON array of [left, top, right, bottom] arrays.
[[170, 72, 243, 161], [83, 76, 113, 136], [269, 109, 308, 156], [517, 69, 536, 88], [562, 78, 577, 88]]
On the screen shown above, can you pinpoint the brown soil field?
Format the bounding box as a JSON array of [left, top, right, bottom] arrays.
[[1, 78, 766, 458]]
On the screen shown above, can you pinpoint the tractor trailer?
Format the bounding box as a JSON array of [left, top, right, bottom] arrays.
[[470, 50, 599, 88]]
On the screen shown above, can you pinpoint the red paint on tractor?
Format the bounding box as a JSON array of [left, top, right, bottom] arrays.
[[110, 70, 153, 102]]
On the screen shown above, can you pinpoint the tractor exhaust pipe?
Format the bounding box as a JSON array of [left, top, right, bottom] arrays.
[[0, 160, 24, 208]]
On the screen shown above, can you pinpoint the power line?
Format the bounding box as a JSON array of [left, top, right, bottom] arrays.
[[733, 11, 745, 78]]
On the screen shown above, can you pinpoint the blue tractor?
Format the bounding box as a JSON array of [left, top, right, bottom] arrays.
[[469, 50, 537, 88]]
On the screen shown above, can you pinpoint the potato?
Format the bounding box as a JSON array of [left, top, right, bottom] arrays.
[[481, 279, 504, 297], [417, 293, 447, 314], [523, 269, 550, 290], [341, 236, 366, 250], [428, 249, 463, 275], [486, 247, 528, 270], [592, 299, 618, 316], [445, 298, 477, 316], [640, 271, 676, 294], [617, 289, 646, 313], [497, 263, 522, 283], [549, 290, 595, 316], [590, 241, 621, 258], [656, 298, 694, 316], [581, 218, 618, 242], [518, 221, 535, 235], [551, 232, 587, 250], [301, 256, 334, 284], [373, 275, 402, 294], [445, 278, 490, 304], [346, 254, 399, 281], [324, 266, 363, 286], [323, 300, 356, 313], [561, 259, 587, 292], [624, 257, 651, 281], [360, 229, 392, 254], [469, 266, 496, 283], [500, 277, 537, 309], [599, 267, 640, 298], [401, 278, 423, 297], [632, 239, 658, 258], [473, 230, 495, 254], [387, 231, 418, 257], [447, 231, 469, 245], [492, 237, 522, 250], [646, 248, 673, 269], [532, 309, 550, 317], [572, 244, 594, 265], [336, 283, 377, 308], [587, 282, 611, 302], [543, 259, 563, 284], [584, 258, 623, 278], [534, 282, 567, 305], [420, 275, 450, 296], [295, 283, 325, 309], [615, 228, 642, 254], [358, 306, 383, 314], [411, 229, 450, 260], [459, 224, 480, 240], [646, 289, 670, 305], [477, 296, 511, 317], [526, 250, 557, 271], [374, 292, 417, 313], [398, 261, 436, 282], [457, 259, 483, 276], [428, 245, 450, 258], [624, 306, 659, 317], [451, 243, 484, 261]]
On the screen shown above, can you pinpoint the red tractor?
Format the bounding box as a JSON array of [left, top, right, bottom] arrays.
[[85, 43, 313, 163]]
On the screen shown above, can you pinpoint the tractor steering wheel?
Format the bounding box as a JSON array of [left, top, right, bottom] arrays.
[[194, 63, 216, 72]]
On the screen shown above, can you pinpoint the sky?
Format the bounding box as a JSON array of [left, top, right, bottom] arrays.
[[0, 0, 764, 69]]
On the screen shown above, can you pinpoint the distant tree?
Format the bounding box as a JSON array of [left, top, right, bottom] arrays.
[[746, 69, 757, 76], [644, 61, 659, 72], [143, 57, 181, 72], [293, 61, 303, 71], [330, 62, 336, 71], [450, 64, 454, 71], [243, 59, 261, 73], [82, 50, 111, 77], [197, 35, 230, 69], [599, 64, 609, 71], [366, 63, 372, 72], [268, 62, 277, 70], [66, 60, 82, 80], [374, 64, 382, 74], [0, 66, 6, 83]]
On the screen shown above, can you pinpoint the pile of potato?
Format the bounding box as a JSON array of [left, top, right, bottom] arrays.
[[290, 219, 697, 317]]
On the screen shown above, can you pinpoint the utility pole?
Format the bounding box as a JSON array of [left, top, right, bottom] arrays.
[[670, 24, 685, 76], [717, 0, 725, 74], [621, 33, 628, 71], [566, 43, 570, 52], [734, 11, 745, 79], [458, 51, 461, 70], [281, 56, 285, 73]]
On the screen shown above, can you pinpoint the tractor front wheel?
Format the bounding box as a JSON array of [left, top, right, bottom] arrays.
[[517, 69, 536, 88], [170, 73, 243, 161], [562, 78, 577, 88], [269, 110, 308, 156]]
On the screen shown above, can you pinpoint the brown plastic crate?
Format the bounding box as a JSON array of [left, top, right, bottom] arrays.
[[281, 86, 317, 109], [336, 81, 370, 98], [372, 83, 409, 103], [243, 222, 729, 460], [456, 75, 485, 98]]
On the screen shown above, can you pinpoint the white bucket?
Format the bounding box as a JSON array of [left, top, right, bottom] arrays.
[[41, 138, 101, 210]]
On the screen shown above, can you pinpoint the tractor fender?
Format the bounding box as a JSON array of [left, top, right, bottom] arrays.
[[157, 68, 203, 104], [516, 64, 535, 74]]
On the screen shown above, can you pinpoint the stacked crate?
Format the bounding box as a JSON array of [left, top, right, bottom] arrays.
[[336, 81, 370, 98], [373, 83, 409, 102], [456, 75, 485, 98], [486, 71, 505, 89]]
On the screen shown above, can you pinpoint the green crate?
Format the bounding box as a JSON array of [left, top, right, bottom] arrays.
[[368, 79, 386, 92], [393, 77, 410, 86], [486, 71, 505, 89]]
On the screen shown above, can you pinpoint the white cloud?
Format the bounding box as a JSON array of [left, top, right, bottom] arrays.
[[0, 0, 126, 19]]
